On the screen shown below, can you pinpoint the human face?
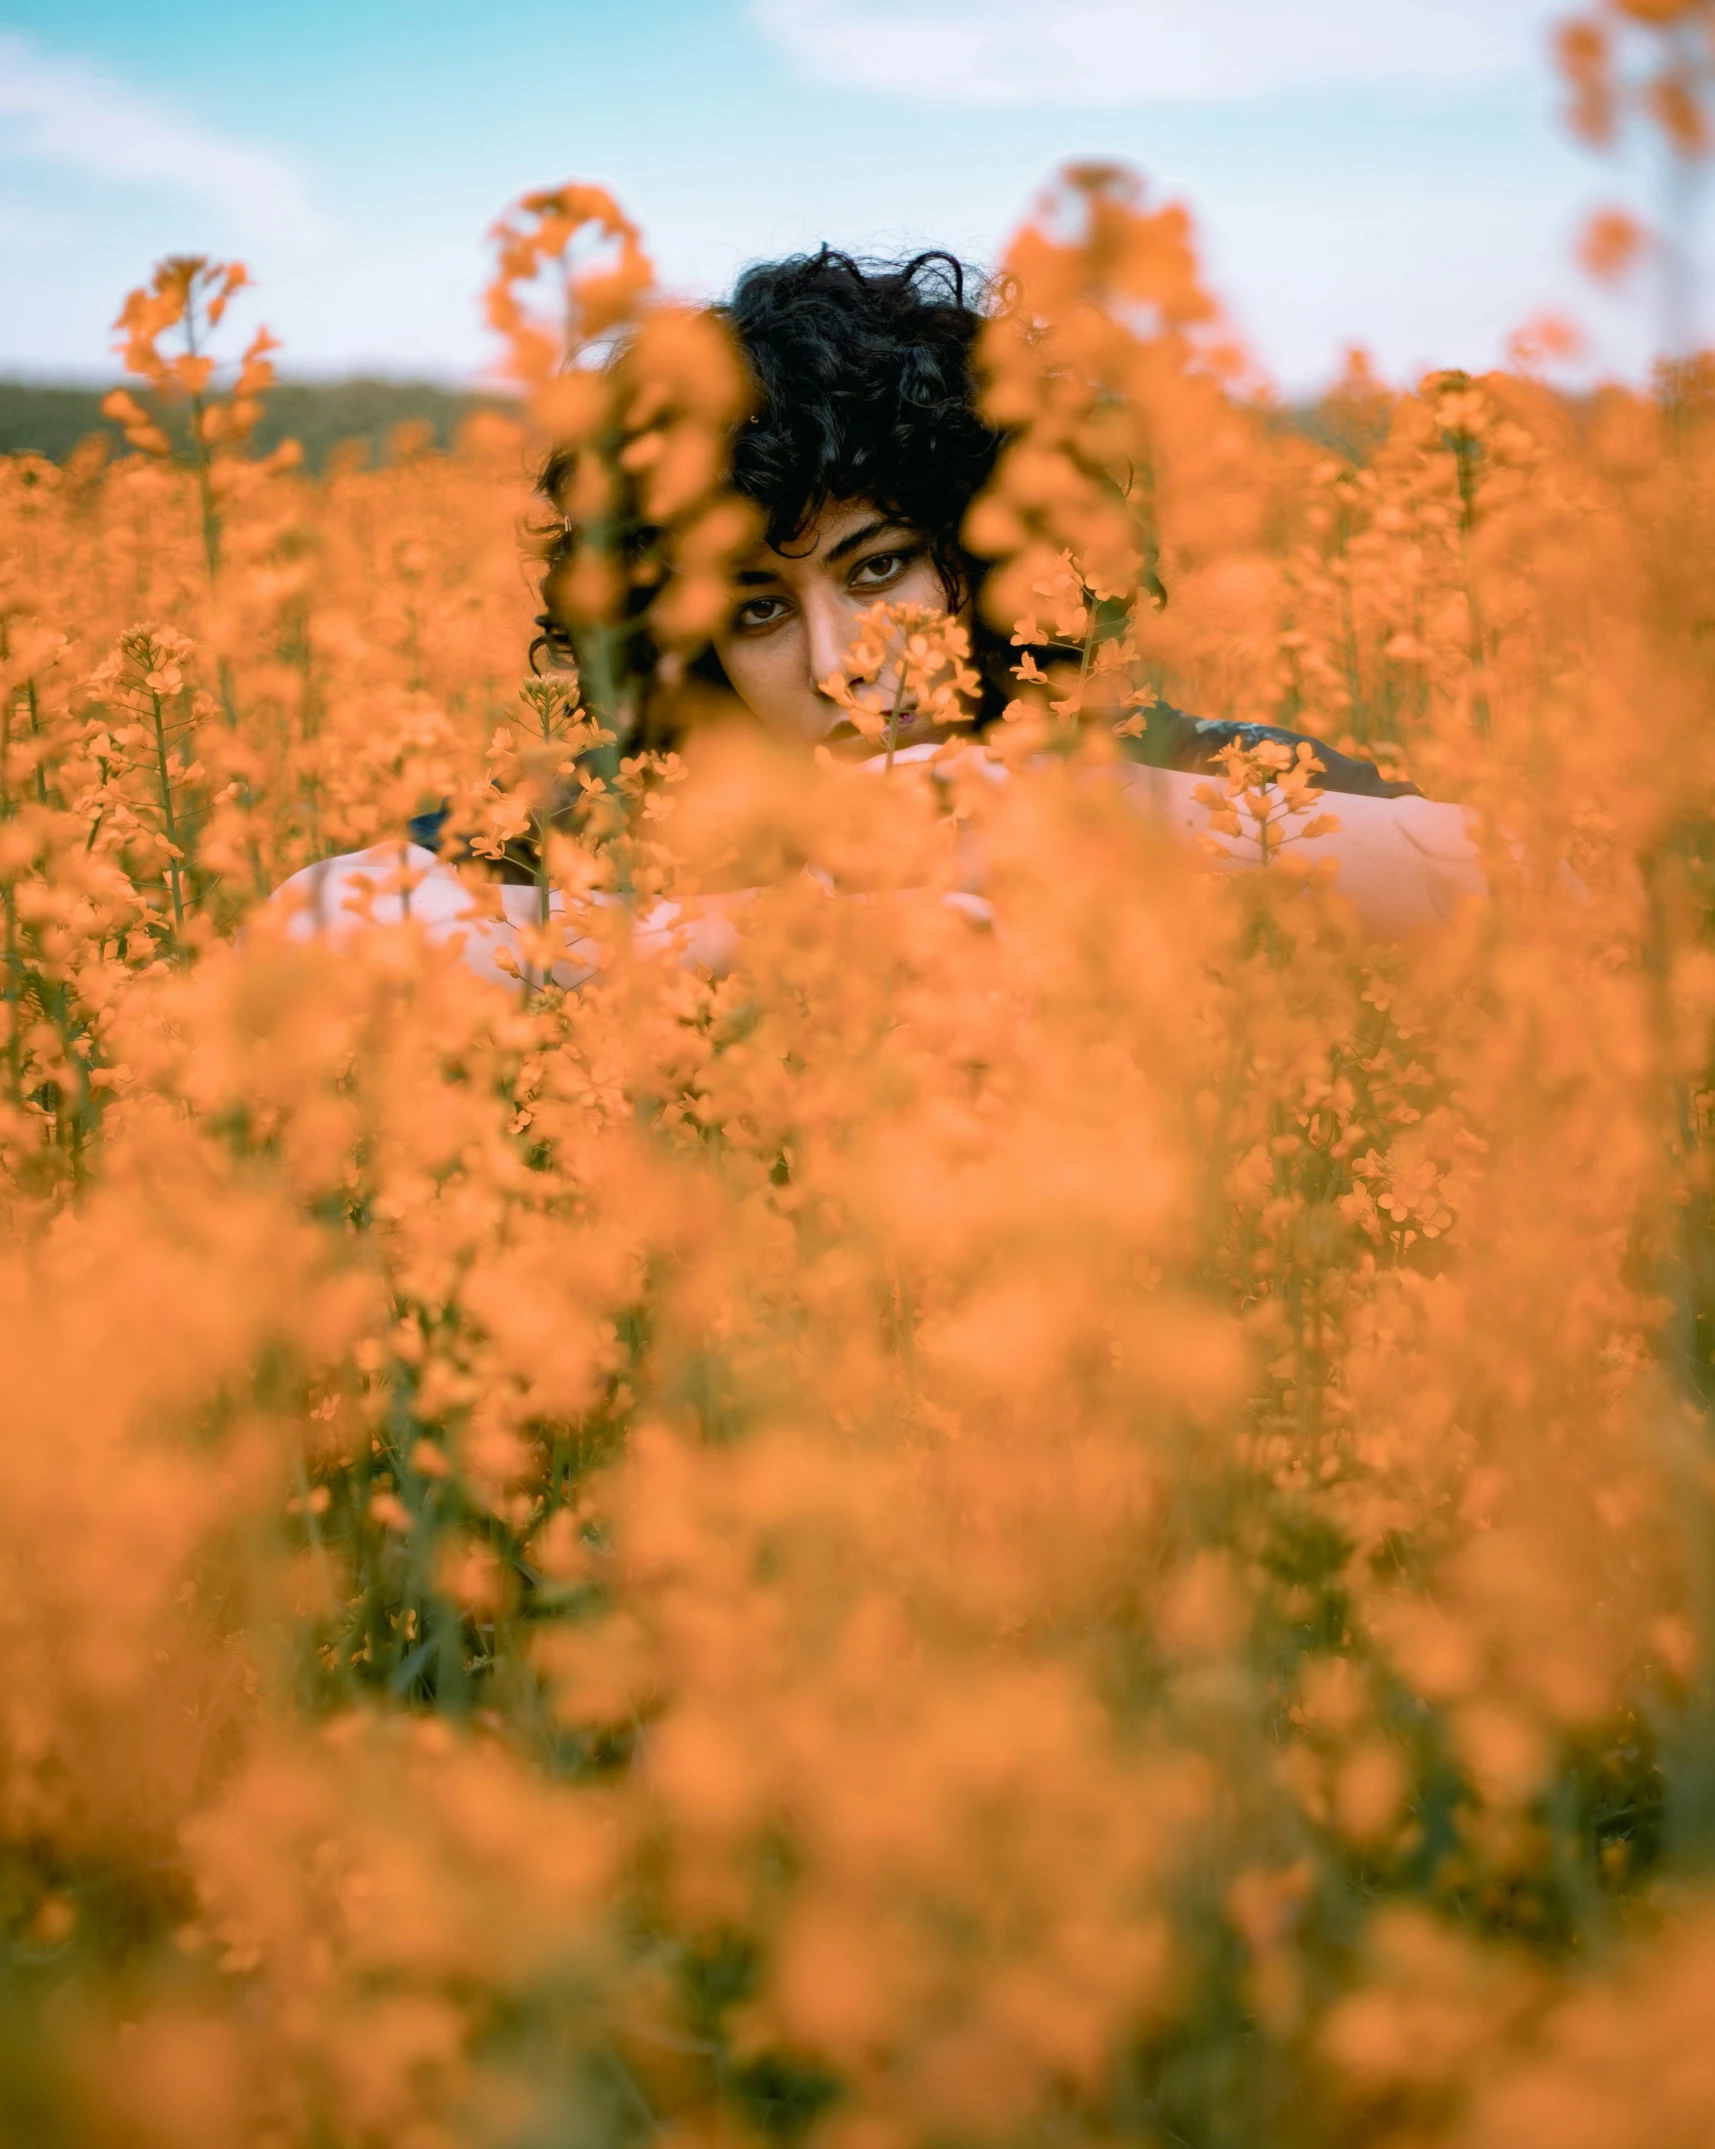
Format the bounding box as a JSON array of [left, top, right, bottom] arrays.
[[712, 499, 961, 747]]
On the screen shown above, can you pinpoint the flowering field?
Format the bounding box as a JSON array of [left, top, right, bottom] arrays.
[[6, 14, 1715, 2145]]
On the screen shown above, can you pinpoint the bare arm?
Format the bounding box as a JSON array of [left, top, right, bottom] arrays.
[[268, 755, 1485, 999], [1109, 761, 1485, 940]]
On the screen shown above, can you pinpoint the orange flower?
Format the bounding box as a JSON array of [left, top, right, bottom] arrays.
[[8, 84, 1715, 2149], [1578, 205, 1648, 281]]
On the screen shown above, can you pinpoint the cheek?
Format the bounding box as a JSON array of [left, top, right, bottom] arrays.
[[898, 556, 956, 611], [712, 628, 797, 714]]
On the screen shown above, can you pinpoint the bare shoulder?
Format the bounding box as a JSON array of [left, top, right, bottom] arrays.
[[1108, 760, 1485, 937], [269, 844, 471, 938]]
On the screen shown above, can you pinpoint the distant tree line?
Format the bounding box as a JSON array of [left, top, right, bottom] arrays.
[[0, 377, 516, 470], [0, 368, 1440, 477]]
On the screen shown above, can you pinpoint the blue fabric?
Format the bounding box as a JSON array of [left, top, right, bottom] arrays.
[[407, 805, 450, 853], [1127, 700, 1420, 799]]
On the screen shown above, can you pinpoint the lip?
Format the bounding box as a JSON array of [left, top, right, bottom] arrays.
[[828, 683, 921, 720], [821, 709, 944, 756]]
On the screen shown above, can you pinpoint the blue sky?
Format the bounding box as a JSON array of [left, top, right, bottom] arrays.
[[0, 0, 1680, 393]]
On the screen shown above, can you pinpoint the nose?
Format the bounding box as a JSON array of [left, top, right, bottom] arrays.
[[803, 586, 862, 704]]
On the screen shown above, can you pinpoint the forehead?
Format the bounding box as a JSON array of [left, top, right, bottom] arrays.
[[741, 498, 907, 575]]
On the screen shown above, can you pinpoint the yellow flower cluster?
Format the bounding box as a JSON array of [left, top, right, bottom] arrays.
[[4, 69, 1715, 2146]]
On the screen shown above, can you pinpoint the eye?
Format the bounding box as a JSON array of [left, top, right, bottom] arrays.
[[850, 548, 917, 589], [734, 594, 790, 631]]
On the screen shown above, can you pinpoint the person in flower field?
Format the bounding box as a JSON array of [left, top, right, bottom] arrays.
[[276, 249, 1482, 978]]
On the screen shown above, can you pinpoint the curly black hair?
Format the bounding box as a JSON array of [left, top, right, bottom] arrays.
[[533, 246, 1011, 722], [721, 247, 1002, 614], [688, 250, 1421, 792], [521, 248, 1427, 804]]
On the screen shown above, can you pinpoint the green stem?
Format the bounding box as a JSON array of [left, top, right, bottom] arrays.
[[23, 679, 47, 809], [1, 889, 21, 1108], [181, 301, 223, 579], [885, 670, 907, 775], [84, 760, 110, 857], [1448, 424, 1493, 740], [0, 693, 22, 1105], [186, 399, 221, 578], [570, 521, 624, 782], [536, 695, 553, 939], [149, 692, 186, 932]]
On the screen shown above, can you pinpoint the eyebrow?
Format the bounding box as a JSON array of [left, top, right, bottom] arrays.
[[733, 518, 914, 586], [825, 517, 910, 563]]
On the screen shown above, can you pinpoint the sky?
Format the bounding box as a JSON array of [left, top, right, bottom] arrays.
[[0, 0, 1687, 395]]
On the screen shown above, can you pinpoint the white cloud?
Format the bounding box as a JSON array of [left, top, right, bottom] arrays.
[[0, 31, 323, 247], [751, 0, 1567, 106]]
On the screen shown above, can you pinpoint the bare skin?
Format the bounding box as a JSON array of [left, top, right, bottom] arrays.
[[710, 495, 1486, 932], [712, 498, 955, 747], [273, 498, 1486, 971]]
